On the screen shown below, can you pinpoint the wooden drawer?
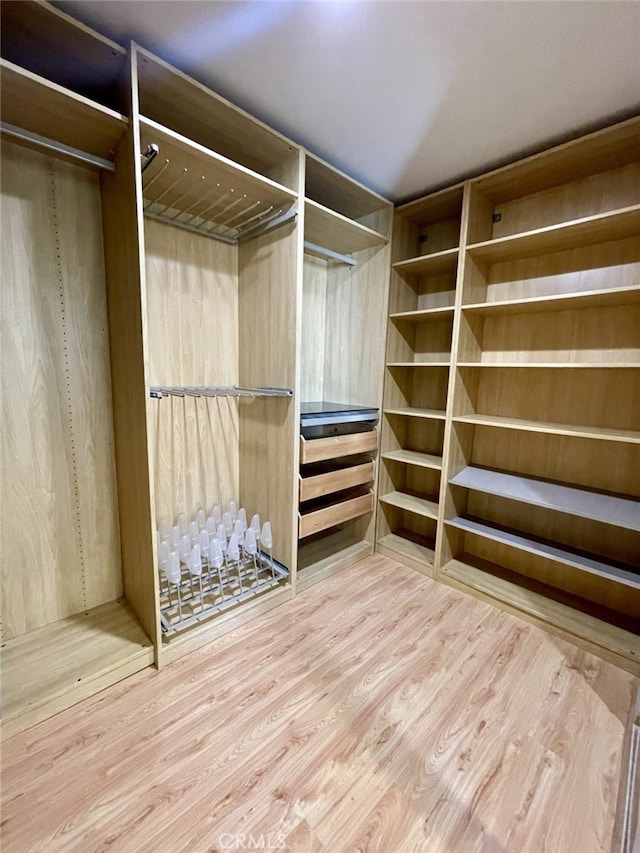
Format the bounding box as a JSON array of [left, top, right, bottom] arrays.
[[299, 460, 375, 502], [299, 428, 378, 465], [299, 490, 374, 539]]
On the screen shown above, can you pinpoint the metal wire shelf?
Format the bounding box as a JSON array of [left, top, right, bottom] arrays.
[[139, 118, 298, 244], [149, 385, 293, 399], [159, 550, 289, 636]]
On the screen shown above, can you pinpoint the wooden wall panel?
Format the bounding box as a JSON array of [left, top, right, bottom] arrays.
[[492, 163, 640, 238], [485, 237, 640, 302], [464, 366, 640, 432], [1, 141, 121, 639], [476, 305, 640, 364], [144, 219, 239, 525], [301, 255, 327, 402], [239, 223, 299, 572], [323, 243, 391, 406]]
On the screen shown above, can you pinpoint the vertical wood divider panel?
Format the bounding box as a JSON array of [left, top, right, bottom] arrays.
[[1, 141, 123, 637], [238, 150, 302, 581], [434, 183, 471, 574], [100, 50, 159, 658]]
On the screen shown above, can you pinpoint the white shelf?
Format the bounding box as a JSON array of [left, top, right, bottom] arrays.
[[384, 407, 447, 421], [378, 490, 439, 520], [462, 285, 640, 316], [382, 449, 443, 470], [446, 516, 640, 590], [453, 414, 640, 445], [450, 466, 640, 532]]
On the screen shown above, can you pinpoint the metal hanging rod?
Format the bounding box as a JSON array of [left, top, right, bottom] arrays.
[[1, 121, 116, 172], [150, 385, 293, 399], [303, 240, 357, 267], [140, 143, 159, 173], [141, 144, 297, 245]]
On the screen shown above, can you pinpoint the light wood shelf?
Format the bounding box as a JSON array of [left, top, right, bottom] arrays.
[[396, 184, 465, 224], [387, 361, 450, 368], [377, 532, 436, 567], [467, 205, 640, 264], [461, 285, 640, 316], [453, 413, 640, 444], [450, 466, 640, 532], [305, 151, 390, 222], [382, 449, 443, 470], [1, 58, 127, 160], [392, 247, 459, 277], [441, 558, 640, 669], [379, 490, 439, 520], [304, 198, 388, 254], [390, 305, 456, 322], [297, 530, 372, 592], [446, 517, 640, 590], [457, 362, 639, 368], [1, 599, 154, 739], [384, 407, 447, 421]]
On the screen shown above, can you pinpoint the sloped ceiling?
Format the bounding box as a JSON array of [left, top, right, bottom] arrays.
[[57, 0, 640, 202]]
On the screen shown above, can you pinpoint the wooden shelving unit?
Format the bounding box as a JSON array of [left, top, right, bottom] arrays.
[[376, 185, 464, 574], [431, 115, 640, 673], [377, 116, 640, 672]]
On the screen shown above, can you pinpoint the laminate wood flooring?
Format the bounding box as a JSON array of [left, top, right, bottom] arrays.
[[2, 556, 637, 852]]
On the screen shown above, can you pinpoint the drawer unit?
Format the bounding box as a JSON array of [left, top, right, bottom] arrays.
[[299, 428, 378, 465], [299, 458, 375, 502], [299, 489, 374, 539]]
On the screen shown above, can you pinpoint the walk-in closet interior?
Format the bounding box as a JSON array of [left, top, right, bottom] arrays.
[[1, 0, 638, 744]]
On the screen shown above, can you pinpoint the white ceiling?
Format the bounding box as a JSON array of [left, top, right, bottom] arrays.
[[57, 0, 640, 203]]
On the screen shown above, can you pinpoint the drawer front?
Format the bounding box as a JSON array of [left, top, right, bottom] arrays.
[[300, 429, 378, 465], [299, 460, 375, 503], [299, 491, 373, 539]]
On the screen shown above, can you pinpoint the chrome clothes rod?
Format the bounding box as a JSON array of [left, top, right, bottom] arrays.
[[1, 121, 116, 172], [150, 385, 293, 399], [303, 240, 357, 267]]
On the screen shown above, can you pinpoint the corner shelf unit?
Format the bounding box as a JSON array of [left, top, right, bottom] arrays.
[[377, 116, 640, 672]]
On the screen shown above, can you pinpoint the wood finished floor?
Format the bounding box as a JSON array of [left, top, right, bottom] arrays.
[[2, 555, 637, 853]]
